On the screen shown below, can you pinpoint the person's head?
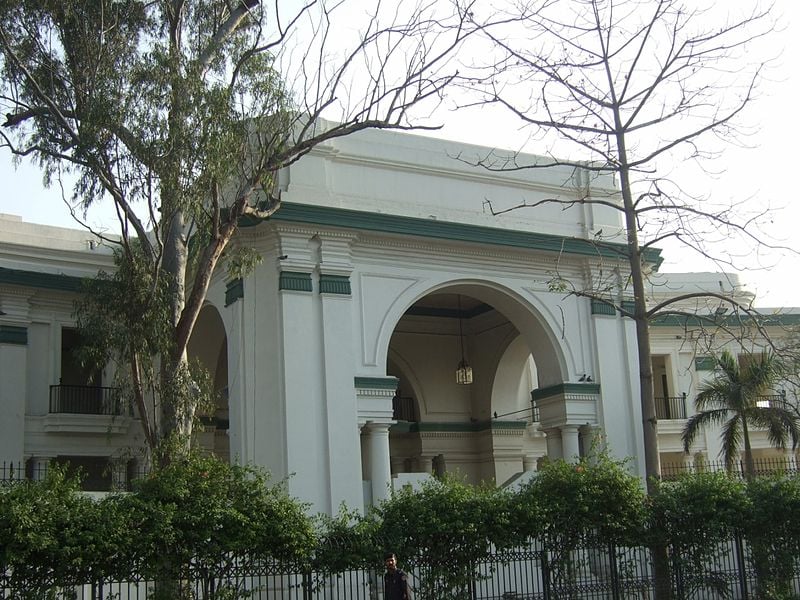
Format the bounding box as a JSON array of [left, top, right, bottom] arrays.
[[384, 552, 398, 571]]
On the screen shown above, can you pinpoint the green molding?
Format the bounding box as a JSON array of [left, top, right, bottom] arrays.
[[354, 376, 399, 390], [319, 274, 351, 295], [652, 313, 800, 327], [591, 299, 615, 315], [0, 266, 85, 292], [620, 300, 636, 315], [244, 202, 664, 267], [532, 382, 601, 401], [279, 271, 312, 292], [224, 278, 244, 307], [0, 325, 27, 345], [406, 303, 493, 319], [391, 420, 528, 434], [695, 356, 716, 371]]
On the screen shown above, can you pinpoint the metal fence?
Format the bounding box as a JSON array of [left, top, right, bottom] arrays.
[[662, 457, 798, 480], [49, 384, 130, 416], [3, 537, 798, 599]]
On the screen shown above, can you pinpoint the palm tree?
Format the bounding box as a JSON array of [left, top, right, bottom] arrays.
[[682, 350, 799, 480]]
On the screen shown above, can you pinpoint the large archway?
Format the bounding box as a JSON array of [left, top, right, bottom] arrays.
[[385, 283, 564, 485], [187, 304, 230, 463]]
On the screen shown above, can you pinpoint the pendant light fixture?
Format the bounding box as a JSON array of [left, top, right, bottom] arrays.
[[455, 295, 473, 385]]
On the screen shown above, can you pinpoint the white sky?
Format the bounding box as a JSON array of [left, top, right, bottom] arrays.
[[1, 0, 798, 308]]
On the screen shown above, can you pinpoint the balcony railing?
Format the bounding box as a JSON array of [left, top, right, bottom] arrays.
[[392, 395, 417, 422], [755, 393, 789, 409], [49, 385, 128, 416], [655, 394, 687, 420]]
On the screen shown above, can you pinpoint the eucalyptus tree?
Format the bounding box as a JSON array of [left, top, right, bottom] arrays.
[[682, 350, 799, 480], [463, 0, 781, 489], [0, 0, 476, 460]]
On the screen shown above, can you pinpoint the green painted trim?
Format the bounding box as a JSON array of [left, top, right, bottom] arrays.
[[0, 325, 27, 345], [246, 202, 664, 267], [695, 356, 716, 371], [319, 274, 351, 295], [279, 271, 312, 292], [354, 376, 399, 390], [0, 266, 85, 292], [391, 420, 528, 434], [620, 300, 636, 315], [591, 299, 615, 315], [652, 313, 800, 327], [405, 303, 493, 319], [532, 382, 601, 401], [224, 278, 244, 307]]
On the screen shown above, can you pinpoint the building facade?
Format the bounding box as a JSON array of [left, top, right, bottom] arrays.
[[1, 129, 797, 513]]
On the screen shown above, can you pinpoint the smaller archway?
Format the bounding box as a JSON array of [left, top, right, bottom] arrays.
[[188, 304, 230, 462]]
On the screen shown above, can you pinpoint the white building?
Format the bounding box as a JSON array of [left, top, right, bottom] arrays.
[[1, 129, 797, 513]]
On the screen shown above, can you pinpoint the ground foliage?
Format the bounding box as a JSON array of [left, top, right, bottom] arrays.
[[2, 454, 800, 597]]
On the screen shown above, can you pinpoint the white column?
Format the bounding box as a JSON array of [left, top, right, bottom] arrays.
[[561, 425, 581, 462], [544, 428, 562, 460], [522, 455, 539, 472], [367, 422, 392, 504], [580, 425, 602, 461], [417, 455, 434, 474], [0, 325, 28, 465], [390, 455, 405, 475]]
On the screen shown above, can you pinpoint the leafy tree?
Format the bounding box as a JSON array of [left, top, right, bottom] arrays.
[[682, 350, 799, 480], [0, 0, 476, 461]]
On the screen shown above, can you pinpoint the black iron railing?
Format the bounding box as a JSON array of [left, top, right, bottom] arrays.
[[662, 457, 798, 480], [755, 393, 789, 409], [49, 385, 128, 416], [392, 395, 417, 422], [655, 394, 687, 420], [2, 535, 798, 599]]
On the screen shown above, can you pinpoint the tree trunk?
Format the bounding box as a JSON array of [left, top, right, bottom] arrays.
[[614, 125, 670, 599], [742, 419, 755, 482]]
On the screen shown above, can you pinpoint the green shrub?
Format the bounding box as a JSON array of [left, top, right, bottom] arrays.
[[0, 465, 127, 592], [744, 476, 800, 599], [523, 454, 647, 547], [126, 454, 315, 574]]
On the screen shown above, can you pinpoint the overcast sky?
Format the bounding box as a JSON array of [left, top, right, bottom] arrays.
[[1, 0, 797, 308]]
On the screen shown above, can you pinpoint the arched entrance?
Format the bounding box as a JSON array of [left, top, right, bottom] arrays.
[[385, 283, 565, 485], [187, 304, 230, 462]]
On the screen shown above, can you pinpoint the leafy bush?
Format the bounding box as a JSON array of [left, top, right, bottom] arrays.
[[126, 454, 315, 574], [651, 473, 749, 598], [522, 455, 648, 547], [744, 476, 800, 599], [0, 466, 128, 592], [374, 476, 512, 599]]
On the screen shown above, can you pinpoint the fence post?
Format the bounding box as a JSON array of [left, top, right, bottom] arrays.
[[734, 533, 749, 600], [608, 542, 620, 600], [540, 550, 551, 600], [302, 569, 313, 600], [672, 545, 684, 600]]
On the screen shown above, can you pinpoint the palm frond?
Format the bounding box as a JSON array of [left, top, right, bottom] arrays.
[[682, 409, 730, 452], [720, 416, 743, 471]]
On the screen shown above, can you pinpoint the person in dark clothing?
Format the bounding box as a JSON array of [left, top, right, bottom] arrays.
[[384, 552, 413, 600]]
